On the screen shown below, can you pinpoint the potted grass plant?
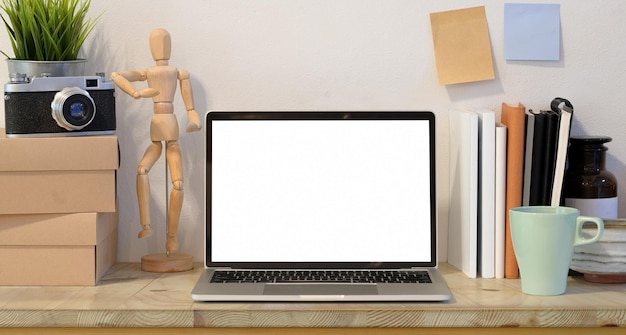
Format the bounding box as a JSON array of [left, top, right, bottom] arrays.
[[0, 0, 101, 77]]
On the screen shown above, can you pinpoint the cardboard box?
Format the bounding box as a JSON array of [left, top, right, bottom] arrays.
[[0, 170, 116, 214], [0, 212, 118, 285], [0, 212, 117, 245], [0, 129, 118, 214]]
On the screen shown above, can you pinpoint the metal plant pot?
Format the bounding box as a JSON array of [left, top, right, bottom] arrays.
[[6, 59, 86, 79]]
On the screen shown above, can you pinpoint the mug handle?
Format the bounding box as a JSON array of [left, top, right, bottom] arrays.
[[574, 216, 604, 246]]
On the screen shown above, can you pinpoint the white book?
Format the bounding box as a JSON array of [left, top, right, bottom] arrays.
[[448, 110, 478, 279], [476, 109, 496, 279], [551, 104, 573, 206], [494, 124, 507, 279]]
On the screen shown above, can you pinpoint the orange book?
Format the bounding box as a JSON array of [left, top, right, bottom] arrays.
[[500, 102, 526, 279]]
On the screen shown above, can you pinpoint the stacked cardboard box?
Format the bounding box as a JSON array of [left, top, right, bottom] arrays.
[[0, 129, 119, 285]]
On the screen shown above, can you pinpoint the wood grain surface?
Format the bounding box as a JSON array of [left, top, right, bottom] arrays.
[[0, 262, 625, 332]]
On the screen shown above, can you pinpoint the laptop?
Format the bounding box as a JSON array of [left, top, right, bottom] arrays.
[[191, 111, 452, 302]]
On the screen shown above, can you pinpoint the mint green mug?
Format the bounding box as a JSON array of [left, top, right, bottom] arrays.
[[510, 206, 604, 295]]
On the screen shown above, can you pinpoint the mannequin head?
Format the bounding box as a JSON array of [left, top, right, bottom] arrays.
[[149, 28, 171, 65]]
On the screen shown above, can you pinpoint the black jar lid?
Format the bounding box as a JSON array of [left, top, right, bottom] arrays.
[[569, 136, 612, 151], [569, 136, 612, 144]]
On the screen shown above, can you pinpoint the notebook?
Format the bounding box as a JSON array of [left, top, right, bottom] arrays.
[[191, 111, 452, 302]]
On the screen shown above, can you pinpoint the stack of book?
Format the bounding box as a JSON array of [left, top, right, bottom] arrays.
[[448, 98, 574, 279]]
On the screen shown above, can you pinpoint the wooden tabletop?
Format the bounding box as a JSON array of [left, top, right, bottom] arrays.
[[0, 262, 625, 330]]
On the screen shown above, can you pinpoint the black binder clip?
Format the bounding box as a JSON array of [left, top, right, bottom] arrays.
[[551, 97, 573, 113]]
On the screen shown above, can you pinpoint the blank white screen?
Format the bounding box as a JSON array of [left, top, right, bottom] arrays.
[[210, 119, 432, 262]]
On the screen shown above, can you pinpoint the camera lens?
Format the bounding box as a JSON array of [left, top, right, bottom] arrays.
[[51, 87, 96, 131], [67, 98, 92, 122]]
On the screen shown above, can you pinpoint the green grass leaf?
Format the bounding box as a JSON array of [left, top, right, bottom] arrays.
[[0, 0, 101, 61]]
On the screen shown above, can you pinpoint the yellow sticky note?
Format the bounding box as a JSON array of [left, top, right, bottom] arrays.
[[430, 6, 495, 85]]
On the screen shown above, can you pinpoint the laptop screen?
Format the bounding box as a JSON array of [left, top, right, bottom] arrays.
[[206, 112, 437, 268]]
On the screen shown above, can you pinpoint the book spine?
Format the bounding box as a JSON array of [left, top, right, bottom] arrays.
[[495, 124, 507, 279], [539, 110, 559, 205], [448, 110, 479, 278], [551, 102, 574, 206], [500, 102, 526, 279], [528, 111, 548, 205], [477, 109, 496, 279], [522, 111, 535, 206]]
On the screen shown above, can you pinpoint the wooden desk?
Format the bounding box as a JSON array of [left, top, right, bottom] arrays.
[[0, 263, 624, 334]]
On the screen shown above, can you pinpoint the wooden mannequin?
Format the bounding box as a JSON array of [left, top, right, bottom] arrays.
[[111, 28, 201, 271]]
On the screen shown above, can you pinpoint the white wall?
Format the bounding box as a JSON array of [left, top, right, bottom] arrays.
[[1, 0, 625, 262]]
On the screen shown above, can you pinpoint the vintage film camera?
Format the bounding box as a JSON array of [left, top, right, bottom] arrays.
[[4, 74, 116, 137]]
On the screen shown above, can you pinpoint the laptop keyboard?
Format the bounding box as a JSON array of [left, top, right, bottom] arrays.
[[210, 270, 432, 284]]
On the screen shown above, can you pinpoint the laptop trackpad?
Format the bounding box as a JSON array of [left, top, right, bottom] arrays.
[[264, 284, 378, 296]]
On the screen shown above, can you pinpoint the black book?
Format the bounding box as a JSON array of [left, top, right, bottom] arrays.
[[541, 110, 560, 205], [527, 110, 548, 205], [522, 110, 535, 206], [529, 110, 559, 206]]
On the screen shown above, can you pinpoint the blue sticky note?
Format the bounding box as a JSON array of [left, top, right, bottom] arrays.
[[504, 3, 560, 61]]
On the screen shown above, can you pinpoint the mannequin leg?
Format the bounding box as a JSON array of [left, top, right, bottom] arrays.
[[165, 140, 184, 254], [137, 141, 163, 238]]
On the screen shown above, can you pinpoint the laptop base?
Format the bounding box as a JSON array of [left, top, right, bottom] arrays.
[[192, 268, 451, 302]]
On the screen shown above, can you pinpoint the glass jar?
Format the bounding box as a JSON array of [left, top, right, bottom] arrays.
[[563, 136, 618, 218]]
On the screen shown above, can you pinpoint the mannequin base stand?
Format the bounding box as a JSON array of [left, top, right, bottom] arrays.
[[141, 253, 194, 273]]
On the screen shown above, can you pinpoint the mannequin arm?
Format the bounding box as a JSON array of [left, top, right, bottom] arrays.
[[178, 69, 201, 132], [111, 70, 159, 99]]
